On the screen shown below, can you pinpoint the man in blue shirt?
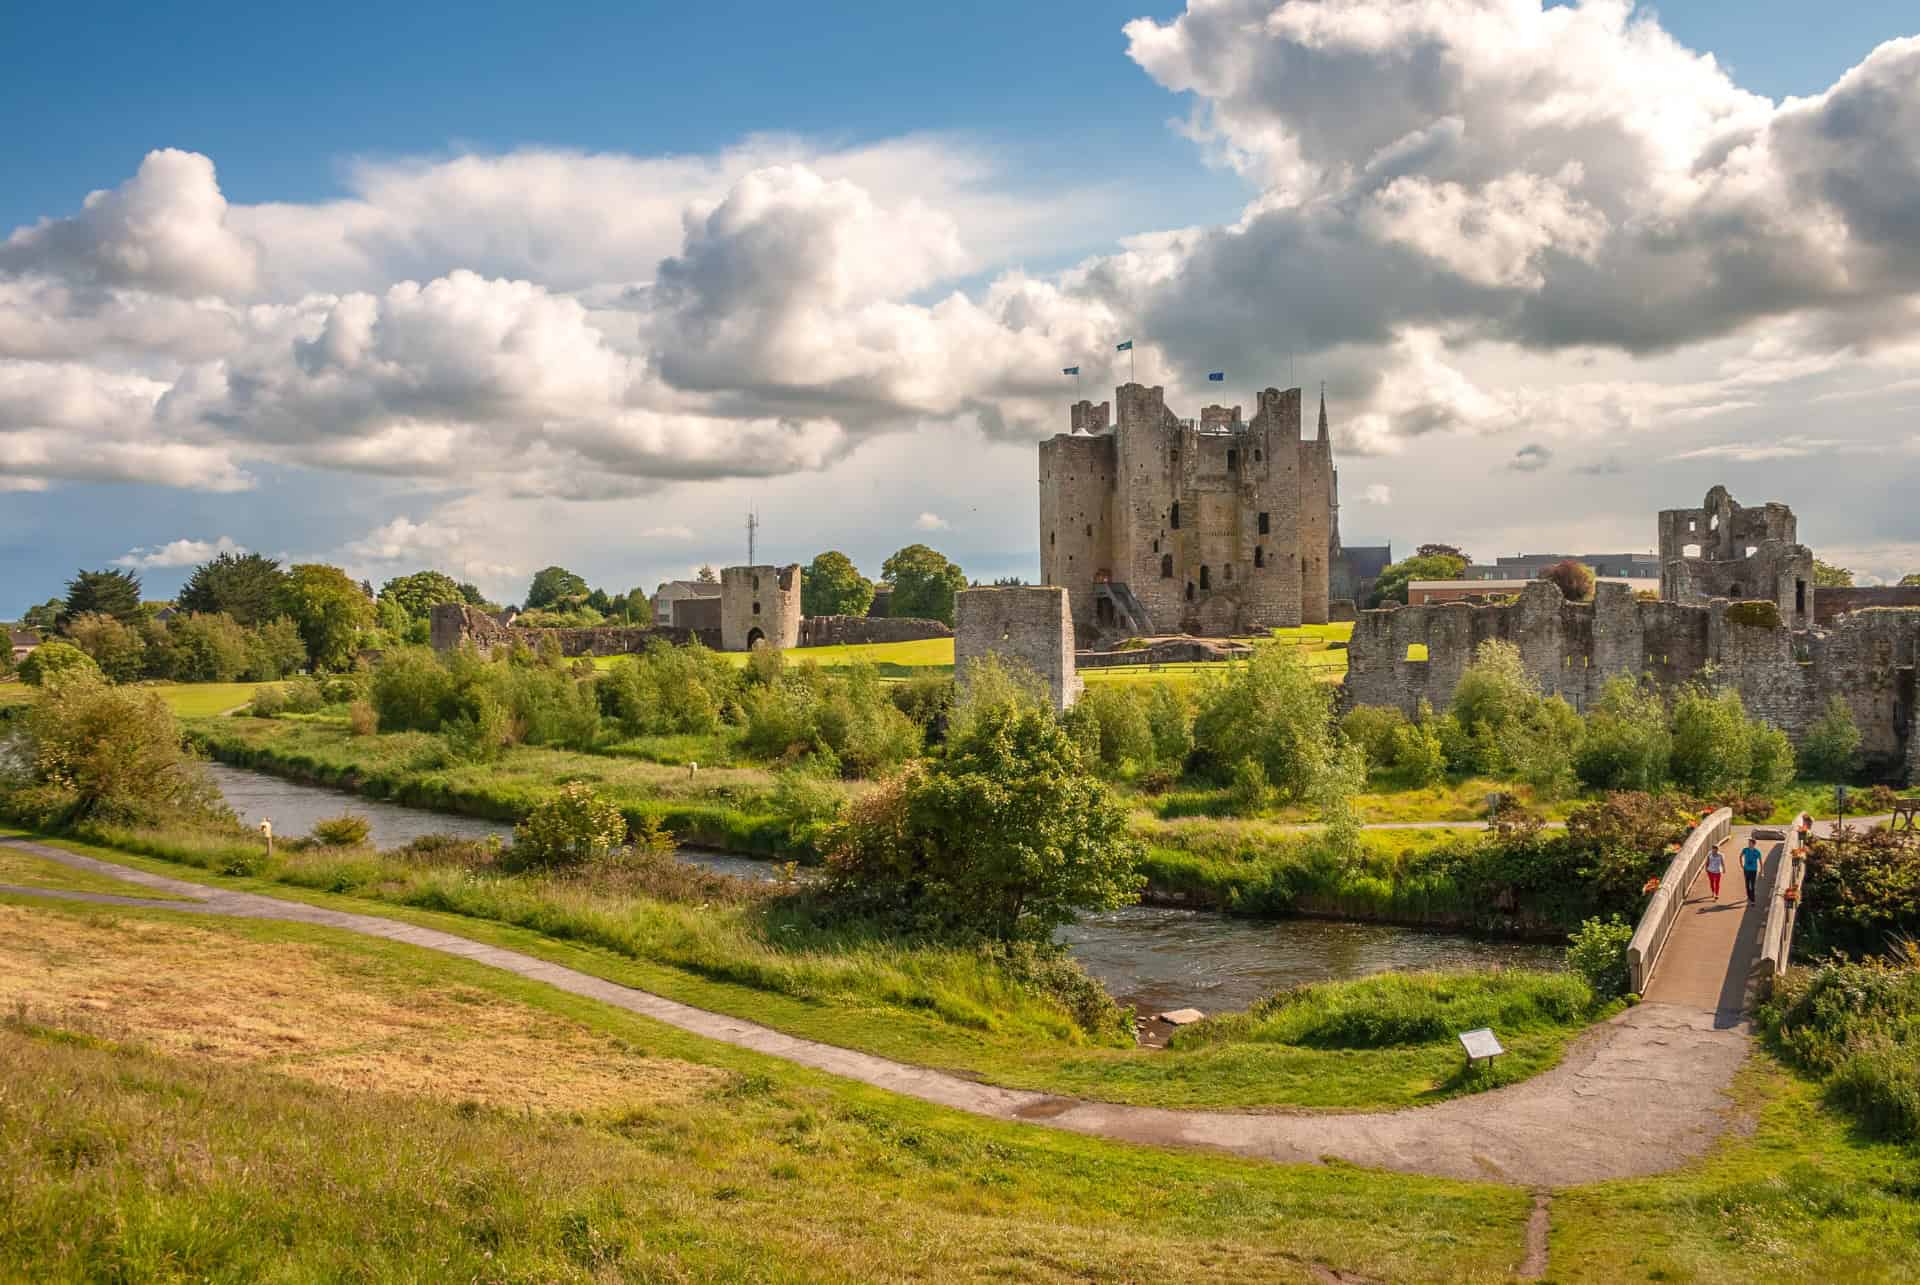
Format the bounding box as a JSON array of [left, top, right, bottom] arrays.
[[1740, 839, 1763, 902]]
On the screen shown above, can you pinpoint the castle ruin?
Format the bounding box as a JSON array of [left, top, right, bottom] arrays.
[[955, 585, 1081, 712], [1658, 485, 1815, 628], [1039, 382, 1340, 643], [719, 564, 803, 651]]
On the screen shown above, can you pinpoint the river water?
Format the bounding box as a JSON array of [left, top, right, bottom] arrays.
[[205, 763, 1559, 1013]]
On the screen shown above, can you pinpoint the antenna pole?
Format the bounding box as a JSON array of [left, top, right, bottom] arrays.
[[746, 510, 759, 566]]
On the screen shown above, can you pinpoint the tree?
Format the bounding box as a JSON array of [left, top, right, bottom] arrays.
[[512, 782, 629, 868], [1368, 552, 1467, 606], [1901, 574, 1920, 588], [63, 612, 147, 683], [696, 565, 718, 584], [1416, 543, 1470, 564], [62, 569, 144, 627], [826, 702, 1142, 941], [22, 599, 63, 631], [456, 581, 495, 608], [881, 544, 967, 625], [165, 612, 251, 682], [1539, 559, 1597, 602], [275, 564, 375, 672], [525, 566, 590, 610], [1813, 561, 1854, 588], [1799, 695, 1861, 781], [15, 678, 222, 825], [379, 570, 464, 621], [1192, 640, 1338, 801], [243, 617, 309, 680], [177, 553, 287, 626], [803, 551, 875, 617]]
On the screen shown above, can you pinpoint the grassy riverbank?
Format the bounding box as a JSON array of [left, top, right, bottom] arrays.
[[4, 894, 1915, 1282], [0, 897, 1529, 1282], [3, 822, 1599, 1112]]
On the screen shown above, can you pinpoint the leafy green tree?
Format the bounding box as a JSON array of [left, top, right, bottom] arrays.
[[1813, 560, 1855, 588], [456, 581, 496, 608], [1800, 695, 1861, 781], [1539, 559, 1597, 602], [165, 612, 251, 682], [17, 641, 102, 688], [22, 599, 63, 632], [177, 553, 287, 626], [63, 612, 148, 683], [1901, 573, 1920, 588], [827, 703, 1142, 940], [511, 782, 628, 868], [13, 677, 224, 824], [525, 566, 589, 610], [379, 570, 464, 621], [1567, 915, 1635, 1001], [1368, 553, 1466, 606], [1670, 682, 1793, 795], [1576, 676, 1671, 792], [1192, 640, 1338, 800], [881, 544, 967, 624], [275, 564, 374, 672], [62, 569, 144, 627], [243, 617, 309, 680], [585, 587, 613, 614], [696, 564, 718, 583], [803, 551, 875, 617], [1415, 543, 1470, 564]]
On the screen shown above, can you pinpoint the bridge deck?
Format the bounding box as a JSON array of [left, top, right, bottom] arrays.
[[1641, 828, 1780, 1022]]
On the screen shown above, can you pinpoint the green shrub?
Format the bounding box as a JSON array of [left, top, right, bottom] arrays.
[[1228, 758, 1270, 815], [8, 677, 225, 826], [163, 611, 251, 682], [63, 612, 149, 683], [889, 673, 955, 735], [1724, 599, 1783, 629], [511, 782, 628, 868], [768, 767, 846, 855], [1388, 700, 1449, 787], [1341, 705, 1407, 772], [1670, 682, 1793, 795], [1566, 914, 1635, 1000], [347, 700, 379, 737], [308, 814, 372, 847], [1576, 676, 1671, 792], [947, 652, 1049, 745], [1063, 685, 1154, 777], [17, 641, 102, 688], [247, 685, 287, 718], [1760, 949, 1920, 1143], [371, 646, 457, 732], [1192, 640, 1336, 800], [1144, 682, 1194, 771], [598, 643, 734, 736]]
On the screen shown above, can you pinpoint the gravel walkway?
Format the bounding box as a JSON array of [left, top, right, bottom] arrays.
[[1, 835, 1752, 1187]]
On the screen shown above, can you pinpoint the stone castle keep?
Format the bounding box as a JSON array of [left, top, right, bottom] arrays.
[[1039, 382, 1338, 641], [1659, 485, 1815, 628]]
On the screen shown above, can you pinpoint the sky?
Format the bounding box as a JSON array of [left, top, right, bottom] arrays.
[[3, 0, 1919, 613]]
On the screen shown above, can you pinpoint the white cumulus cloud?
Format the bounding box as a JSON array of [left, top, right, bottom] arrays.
[[114, 535, 247, 568]]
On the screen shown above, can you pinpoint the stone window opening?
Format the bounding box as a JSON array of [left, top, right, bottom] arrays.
[[1227, 448, 1238, 471], [1225, 564, 1234, 583], [1255, 545, 1265, 568], [1152, 538, 1159, 554], [1185, 581, 1195, 602], [752, 601, 761, 615], [752, 575, 760, 591], [1199, 565, 1211, 590], [1796, 579, 1807, 616], [1254, 449, 1262, 462], [1258, 511, 1270, 535], [1160, 554, 1173, 578], [1728, 582, 1744, 598], [1170, 502, 1181, 529], [1085, 524, 1093, 537]]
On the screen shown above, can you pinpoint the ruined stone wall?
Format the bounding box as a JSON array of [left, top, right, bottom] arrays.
[[954, 585, 1081, 712], [794, 615, 952, 647], [1345, 584, 1920, 779], [429, 604, 718, 658], [720, 564, 802, 651], [1815, 586, 1920, 625], [1038, 431, 1117, 639]]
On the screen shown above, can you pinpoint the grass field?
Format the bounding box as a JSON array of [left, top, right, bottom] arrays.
[[0, 846, 193, 901], [3, 894, 1915, 1281], [0, 680, 264, 717]]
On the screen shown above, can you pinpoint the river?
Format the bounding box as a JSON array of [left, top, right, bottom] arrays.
[[204, 763, 1560, 1013]]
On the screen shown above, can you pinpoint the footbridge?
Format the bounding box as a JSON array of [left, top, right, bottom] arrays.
[[1628, 809, 1813, 1022]]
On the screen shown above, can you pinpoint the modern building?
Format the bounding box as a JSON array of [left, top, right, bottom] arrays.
[[1407, 577, 1660, 605], [1461, 553, 1660, 581], [651, 579, 722, 627]]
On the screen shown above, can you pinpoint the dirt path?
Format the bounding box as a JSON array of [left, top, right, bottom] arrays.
[[1, 835, 1751, 1187]]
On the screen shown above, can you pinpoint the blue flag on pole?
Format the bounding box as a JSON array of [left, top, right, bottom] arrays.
[[1115, 339, 1133, 352], [1062, 366, 1079, 376], [1207, 371, 1225, 381]]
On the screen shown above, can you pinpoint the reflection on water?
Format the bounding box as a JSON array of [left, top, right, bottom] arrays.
[[208, 763, 1561, 1013], [1056, 906, 1561, 1014]]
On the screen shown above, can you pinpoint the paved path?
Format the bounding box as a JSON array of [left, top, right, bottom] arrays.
[[1, 835, 1753, 1188]]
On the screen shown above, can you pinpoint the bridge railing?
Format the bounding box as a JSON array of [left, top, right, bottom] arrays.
[[1753, 817, 1810, 997], [1627, 807, 1732, 995]]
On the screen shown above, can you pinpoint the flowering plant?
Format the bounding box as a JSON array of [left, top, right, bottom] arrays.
[[1642, 875, 1661, 895]]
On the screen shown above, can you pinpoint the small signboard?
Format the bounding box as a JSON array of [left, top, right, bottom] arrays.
[[1459, 1027, 1505, 1067]]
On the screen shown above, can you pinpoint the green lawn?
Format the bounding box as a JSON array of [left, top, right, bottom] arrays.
[[1, 681, 265, 718], [0, 844, 193, 901]]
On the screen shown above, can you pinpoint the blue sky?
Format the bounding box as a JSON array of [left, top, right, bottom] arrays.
[[4, 1, 1920, 612]]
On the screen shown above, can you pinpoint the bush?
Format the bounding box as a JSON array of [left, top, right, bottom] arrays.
[[1760, 949, 1920, 1143], [889, 673, 955, 738], [1670, 682, 1793, 795], [769, 767, 847, 855], [1144, 682, 1194, 771], [161, 611, 252, 682], [1063, 684, 1154, 777], [1800, 694, 1862, 781], [511, 782, 629, 868], [7, 677, 225, 826], [347, 700, 379, 737], [63, 612, 148, 683], [1576, 676, 1671, 793], [1566, 914, 1636, 1000], [1798, 828, 1920, 956], [371, 646, 457, 732], [1388, 700, 1449, 787], [247, 685, 286, 718], [17, 641, 102, 688], [947, 652, 1049, 746], [826, 703, 1142, 941], [308, 814, 372, 847], [1340, 705, 1406, 772], [1229, 758, 1270, 815], [1192, 640, 1337, 801], [242, 616, 309, 681], [598, 642, 735, 736]]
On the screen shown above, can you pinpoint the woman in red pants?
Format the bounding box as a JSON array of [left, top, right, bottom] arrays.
[[1704, 841, 1726, 900]]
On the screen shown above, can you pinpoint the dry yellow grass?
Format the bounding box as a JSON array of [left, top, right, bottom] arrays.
[[0, 903, 725, 1112]]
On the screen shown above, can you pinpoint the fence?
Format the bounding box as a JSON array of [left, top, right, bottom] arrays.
[[1626, 807, 1732, 995]]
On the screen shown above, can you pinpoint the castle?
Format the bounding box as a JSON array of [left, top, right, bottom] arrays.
[[1038, 382, 1341, 642]]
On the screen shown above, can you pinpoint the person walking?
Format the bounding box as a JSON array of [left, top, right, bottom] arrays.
[[1740, 837, 1764, 902], [1705, 842, 1726, 900]]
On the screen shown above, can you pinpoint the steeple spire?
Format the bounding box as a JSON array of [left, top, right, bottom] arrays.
[[1317, 383, 1329, 441]]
